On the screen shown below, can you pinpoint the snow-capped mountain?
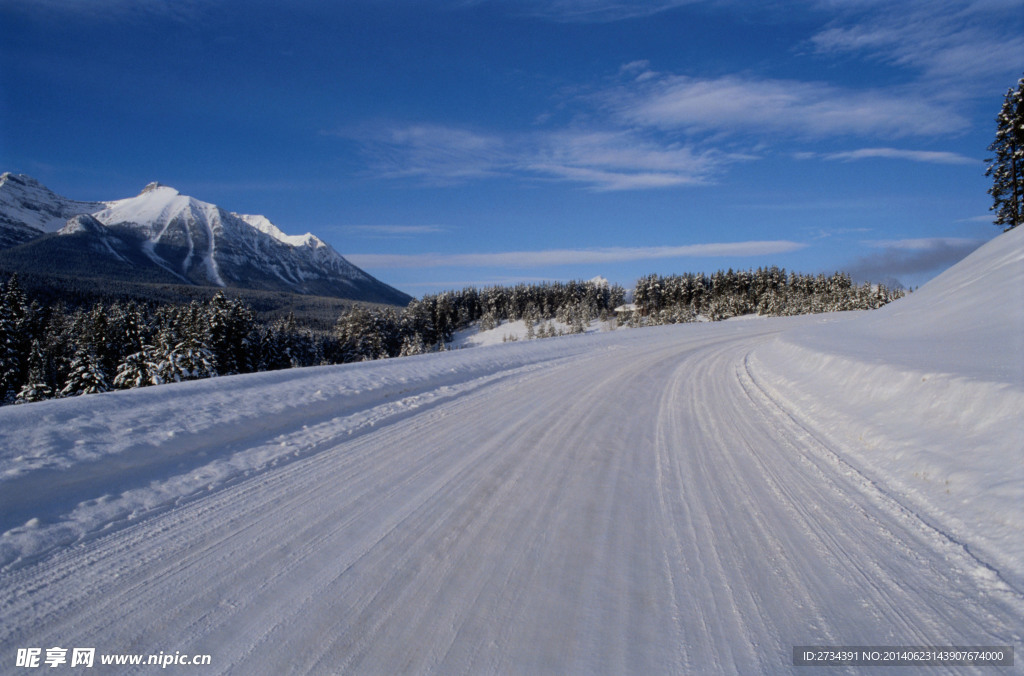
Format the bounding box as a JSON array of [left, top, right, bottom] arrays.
[[0, 174, 105, 247], [0, 173, 411, 305]]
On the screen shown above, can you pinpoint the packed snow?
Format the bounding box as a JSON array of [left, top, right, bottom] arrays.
[[750, 224, 1024, 591], [0, 229, 1021, 673]]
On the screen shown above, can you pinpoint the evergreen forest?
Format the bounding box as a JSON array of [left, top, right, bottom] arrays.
[[0, 268, 901, 406]]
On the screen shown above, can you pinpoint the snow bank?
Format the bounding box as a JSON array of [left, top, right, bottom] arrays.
[[751, 226, 1024, 587], [451, 317, 616, 348]]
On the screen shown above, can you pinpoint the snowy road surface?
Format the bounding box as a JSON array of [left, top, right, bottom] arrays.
[[1, 317, 1020, 674]]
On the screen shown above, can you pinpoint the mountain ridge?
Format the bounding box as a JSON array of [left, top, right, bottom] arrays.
[[0, 173, 411, 306]]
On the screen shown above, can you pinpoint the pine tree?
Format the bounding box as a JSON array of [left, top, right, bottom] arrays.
[[60, 348, 110, 397], [15, 375, 53, 404], [398, 332, 427, 357], [156, 337, 218, 383], [0, 276, 32, 402], [205, 293, 256, 375], [333, 305, 399, 362], [113, 346, 161, 389], [478, 311, 498, 332], [15, 341, 54, 404], [569, 306, 586, 334], [986, 74, 1024, 230]]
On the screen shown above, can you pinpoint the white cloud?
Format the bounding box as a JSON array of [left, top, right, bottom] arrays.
[[608, 74, 968, 138], [808, 0, 1024, 83], [804, 147, 978, 164], [353, 124, 511, 184], [343, 124, 734, 191], [528, 130, 734, 190], [342, 225, 450, 236], [347, 240, 807, 269]]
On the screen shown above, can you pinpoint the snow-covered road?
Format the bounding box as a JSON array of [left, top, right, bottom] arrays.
[[2, 317, 1020, 674]]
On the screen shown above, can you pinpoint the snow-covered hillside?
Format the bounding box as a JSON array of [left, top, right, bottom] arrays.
[[0, 173, 411, 304], [0, 174, 104, 247], [0, 228, 1020, 673], [750, 224, 1024, 590]]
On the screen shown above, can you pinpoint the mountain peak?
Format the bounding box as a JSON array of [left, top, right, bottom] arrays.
[[140, 181, 177, 195], [0, 173, 106, 235], [0, 174, 413, 305], [1, 172, 45, 189]]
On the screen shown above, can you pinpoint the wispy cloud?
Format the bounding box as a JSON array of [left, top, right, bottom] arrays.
[[808, 0, 1024, 83], [342, 225, 450, 237], [606, 73, 968, 138], [347, 240, 807, 269], [801, 147, 978, 164], [339, 70, 970, 191], [341, 124, 511, 185], [338, 124, 734, 191], [334, 2, 1006, 193], [958, 215, 997, 224], [528, 130, 736, 190]]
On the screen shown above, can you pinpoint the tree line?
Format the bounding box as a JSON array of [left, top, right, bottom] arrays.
[[628, 268, 901, 325], [0, 271, 899, 406], [0, 276, 328, 404]]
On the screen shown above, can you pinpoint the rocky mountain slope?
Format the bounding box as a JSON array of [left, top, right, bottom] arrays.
[[0, 173, 411, 306]]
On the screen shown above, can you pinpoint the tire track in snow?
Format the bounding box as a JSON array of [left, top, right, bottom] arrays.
[[1, 321, 1020, 674]]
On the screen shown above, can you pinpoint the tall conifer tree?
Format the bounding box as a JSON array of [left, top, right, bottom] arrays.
[[986, 74, 1024, 230]]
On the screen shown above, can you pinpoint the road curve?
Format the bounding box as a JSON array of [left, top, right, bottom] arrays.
[[1, 321, 1020, 674]]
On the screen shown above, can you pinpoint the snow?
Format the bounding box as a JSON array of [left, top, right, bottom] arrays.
[[749, 224, 1024, 591], [0, 172, 104, 233], [0, 176, 377, 294], [451, 316, 616, 348], [236, 212, 326, 249], [0, 228, 1022, 673], [96, 188, 225, 285]]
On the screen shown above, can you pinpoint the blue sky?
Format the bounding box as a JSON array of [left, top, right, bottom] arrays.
[[1, 0, 1022, 295]]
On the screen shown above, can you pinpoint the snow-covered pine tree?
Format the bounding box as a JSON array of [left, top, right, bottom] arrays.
[[432, 293, 455, 346], [59, 348, 110, 397], [0, 308, 19, 404], [0, 276, 31, 402], [81, 304, 120, 378], [15, 341, 54, 403], [155, 333, 218, 383], [205, 292, 257, 375], [478, 311, 498, 332], [569, 305, 586, 334], [986, 74, 1023, 230], [334, 305, 390, 362], [398, 332, 427, 357], [113, 346, 161, 389], [257, 324, 287, 371], [15, 375, 53, 404]]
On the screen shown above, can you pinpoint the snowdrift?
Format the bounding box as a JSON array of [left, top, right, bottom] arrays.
[[750, 226, 1024, 588]]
